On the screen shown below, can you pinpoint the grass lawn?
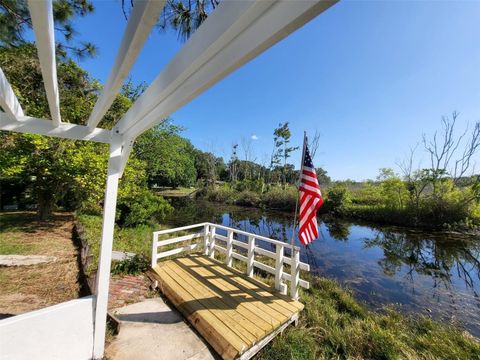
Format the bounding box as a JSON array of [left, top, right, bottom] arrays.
[[0, 212, 82, 315], [76, 214, 169, 274], [153, 186, 197, 197]]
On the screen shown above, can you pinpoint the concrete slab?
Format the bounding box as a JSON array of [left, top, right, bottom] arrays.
[[106, 298, 216, 360], [112, 251, 136, 261], [0, 255, 57, 266]]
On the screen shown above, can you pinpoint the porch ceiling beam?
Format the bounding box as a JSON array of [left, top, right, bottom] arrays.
[[87, 0, 166, 131], [116, 0, 338, 139], [28, 0, 61, 127], [0, 68, 24, 118], [0, 112, 112, 144]]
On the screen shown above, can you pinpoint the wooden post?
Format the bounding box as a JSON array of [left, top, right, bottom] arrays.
[[226, 229, 233, 267], [247, 235, 255, 277], [275, 244, 286, 294], [151, 232, 158, 267], [203, 224, 210, 256], [92, 138, 122, 359], [290, 248, 300, 300], [209, 225, 216, 259]]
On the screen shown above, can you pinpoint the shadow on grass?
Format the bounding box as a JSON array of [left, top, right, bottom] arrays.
[[0, 211, 72, 233]]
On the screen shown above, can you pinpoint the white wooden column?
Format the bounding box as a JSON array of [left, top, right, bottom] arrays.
[[290, 248, 300, 300], [226, 230, 233, 267], [275, 244, 286, 294], [203, 224, 210, 255], [209, 226, 216, 259], [247, 236, 255, 277], [151, 233, 158, 267], [92, 137, 122, 359]]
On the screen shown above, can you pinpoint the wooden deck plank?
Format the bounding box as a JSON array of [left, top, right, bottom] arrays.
[[173, 257, 289, 325], [152, 265, 246, 358], [164, 259, 276, 332], [163, 261, 266, 341], [151, 255, 303, 360], [191, 255, 303, 314], [171, 257, 285, 328]]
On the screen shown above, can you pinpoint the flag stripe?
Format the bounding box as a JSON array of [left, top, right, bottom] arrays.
[[298, 140, 323, 246]]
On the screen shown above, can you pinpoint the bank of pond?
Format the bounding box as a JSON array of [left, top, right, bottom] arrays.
[[78, 199, 480, 359]]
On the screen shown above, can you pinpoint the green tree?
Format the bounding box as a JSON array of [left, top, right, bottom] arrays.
[[271, 122, 298, 185], [158, 0, 219, 40], [316, 167, 331, 185], [134, 121, 197, 188], [0, 44, 141, 219]]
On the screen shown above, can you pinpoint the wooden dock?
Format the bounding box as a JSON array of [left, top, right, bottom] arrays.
[[150, 254, 304, 360]]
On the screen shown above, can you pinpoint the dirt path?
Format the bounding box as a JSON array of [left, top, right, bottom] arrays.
[[0, 211, 83, 316]]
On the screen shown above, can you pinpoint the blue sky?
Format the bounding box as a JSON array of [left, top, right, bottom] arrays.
[[68, 1, 480, 180]]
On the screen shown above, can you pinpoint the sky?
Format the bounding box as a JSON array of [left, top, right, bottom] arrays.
[[57, 1, 480, 180]]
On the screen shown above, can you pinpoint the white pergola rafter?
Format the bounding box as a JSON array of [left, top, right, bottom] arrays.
[[28, 0, 62, 126], [0, 68, 24, 118], [87, 0, 166, 131], [0, 1, 339, 359], [115, 0, 337, 141]]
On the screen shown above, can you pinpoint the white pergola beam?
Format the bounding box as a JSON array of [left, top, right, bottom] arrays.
[[0, 68, 24, 118], [87, 0, 165, 130], [117, 0, 338, 139], [28, 0, 61, 127], [0, 112, 112, 144]]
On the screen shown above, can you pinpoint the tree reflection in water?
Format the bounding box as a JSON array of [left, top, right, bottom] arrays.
[[364, 229, 480, 299]]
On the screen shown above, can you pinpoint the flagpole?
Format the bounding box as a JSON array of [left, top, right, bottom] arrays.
[[290, 131, 308, 252]]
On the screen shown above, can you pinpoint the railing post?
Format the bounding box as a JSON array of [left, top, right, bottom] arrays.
[[275, 244, 286, 295], [226, 229, 233, 267], [247, 235, 255, 277], [204, 224, 210, 256], [151, 232, 158, 267], [290, 247, 300, 300], [209, 225, 216, 259]]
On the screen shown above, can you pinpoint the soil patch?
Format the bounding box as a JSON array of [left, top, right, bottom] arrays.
[[0, 211, 82, 315]]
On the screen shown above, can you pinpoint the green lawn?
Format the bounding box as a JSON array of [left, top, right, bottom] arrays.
[[153, 187, 197, 197]]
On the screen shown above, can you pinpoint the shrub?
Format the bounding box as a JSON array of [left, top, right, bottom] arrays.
[[261, 186, 297, 211], [111, 255, 150, 275], [235, 190, 261, 207], [117, 189, 173, 227], [325, 184, 351, 215], [205, 185, 236, 203]]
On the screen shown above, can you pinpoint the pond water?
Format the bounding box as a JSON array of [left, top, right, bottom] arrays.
[[164, 199, 480, 337]]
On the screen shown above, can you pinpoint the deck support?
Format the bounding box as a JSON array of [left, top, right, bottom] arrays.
[[290, 250, 300, 300], [209, 226, 216, 259], [92, 138, 122, 359]]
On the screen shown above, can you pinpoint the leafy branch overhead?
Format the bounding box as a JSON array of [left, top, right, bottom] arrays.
[[0, 0, 97, 59]]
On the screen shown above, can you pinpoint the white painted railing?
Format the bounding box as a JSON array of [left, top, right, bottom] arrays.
[[152, 223, 310, 300]]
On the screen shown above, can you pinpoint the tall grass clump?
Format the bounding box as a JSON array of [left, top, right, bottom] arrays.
[[258, 276, 480, 360], [260, 186, 297, 211]]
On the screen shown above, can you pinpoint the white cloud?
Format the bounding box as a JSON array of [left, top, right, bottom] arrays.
[[251, 134, 258, 140]]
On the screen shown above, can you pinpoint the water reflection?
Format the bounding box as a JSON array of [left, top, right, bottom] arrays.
[[165, 199, 480, 336]]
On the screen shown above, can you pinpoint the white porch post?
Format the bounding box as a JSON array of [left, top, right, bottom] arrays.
[[92, 137, 122, 359]]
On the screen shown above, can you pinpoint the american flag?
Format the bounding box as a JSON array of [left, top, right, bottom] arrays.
[[298, 143, 323, 246]]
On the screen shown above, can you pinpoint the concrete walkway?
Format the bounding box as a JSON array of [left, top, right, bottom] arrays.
[[106, 298, 216, 360], [0, 255, 57, 266]]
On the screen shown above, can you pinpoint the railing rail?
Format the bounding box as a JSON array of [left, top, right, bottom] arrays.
[[152, 222, 309, 300]]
